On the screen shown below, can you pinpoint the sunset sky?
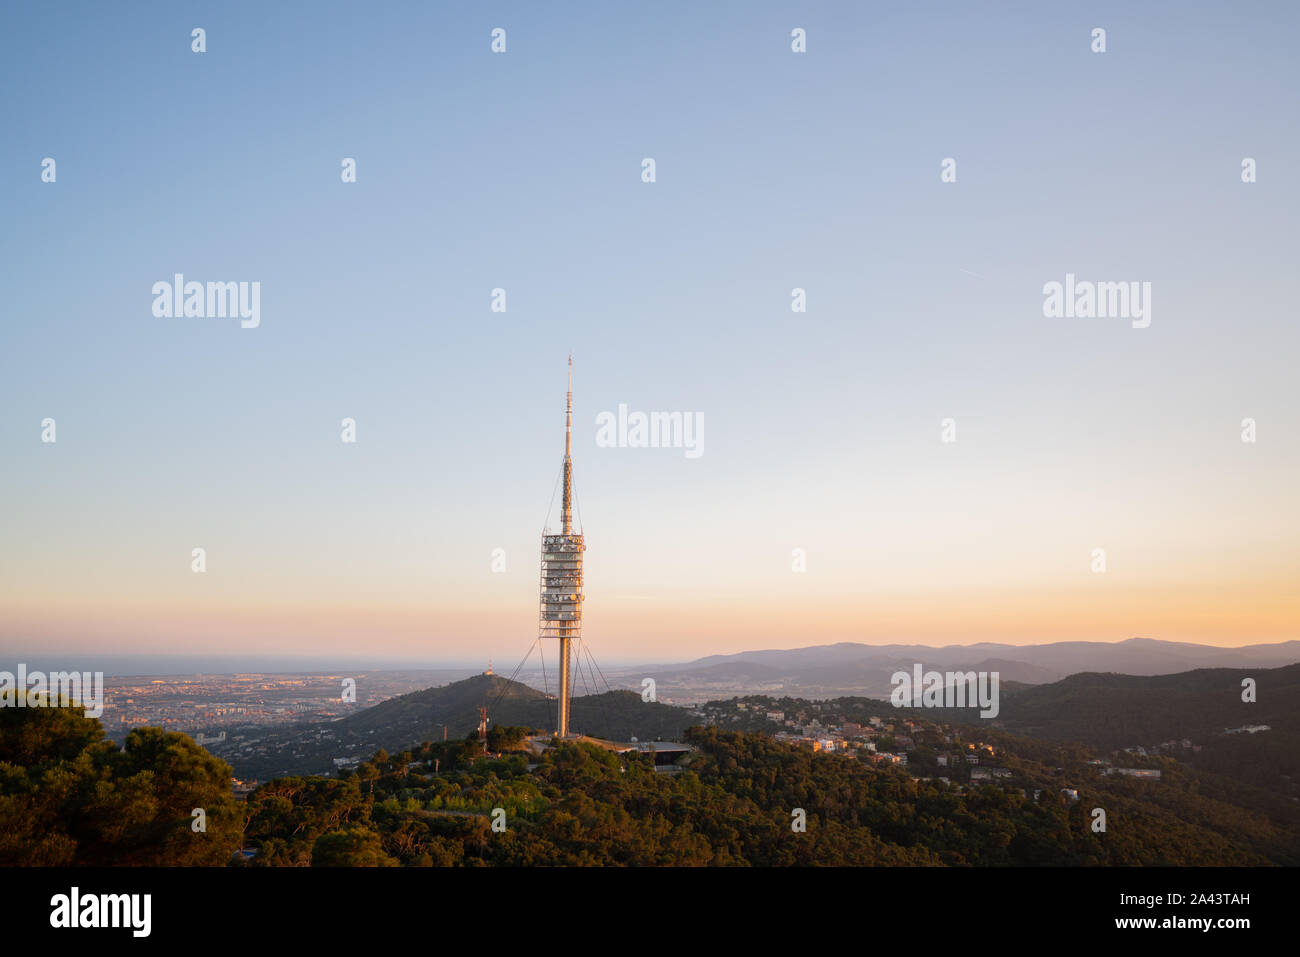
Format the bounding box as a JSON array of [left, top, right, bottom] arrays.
[[2, 2, 1297, 668]]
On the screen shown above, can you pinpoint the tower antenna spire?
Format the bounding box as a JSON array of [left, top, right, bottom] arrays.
[[562, 354, 574, 535]]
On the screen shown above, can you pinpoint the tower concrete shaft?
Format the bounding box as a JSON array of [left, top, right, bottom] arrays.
[[541, 356, 584, 737]]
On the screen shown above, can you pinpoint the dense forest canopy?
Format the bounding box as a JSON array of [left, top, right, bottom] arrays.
[[0, 694, 242, 865]]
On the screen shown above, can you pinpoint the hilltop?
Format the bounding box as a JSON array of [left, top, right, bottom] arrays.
[[982, 662, 1300, 744]]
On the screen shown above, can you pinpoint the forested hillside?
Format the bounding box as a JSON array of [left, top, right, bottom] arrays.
[[238, 728, 1300, 866], [7, 690, 1298, 867]]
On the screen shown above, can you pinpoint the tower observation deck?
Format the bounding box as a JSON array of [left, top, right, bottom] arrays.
[[540, 356, 584, 737]]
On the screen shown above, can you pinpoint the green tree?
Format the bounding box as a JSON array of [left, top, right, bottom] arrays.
[[311, 826, 397, 866], [0, 700, 242, 865]]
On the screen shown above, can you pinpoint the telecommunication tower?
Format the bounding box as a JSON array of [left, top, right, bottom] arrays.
[[539, 356, 585, 737]]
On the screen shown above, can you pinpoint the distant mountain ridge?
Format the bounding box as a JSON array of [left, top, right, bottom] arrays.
[[633, 638, 1300, 695]]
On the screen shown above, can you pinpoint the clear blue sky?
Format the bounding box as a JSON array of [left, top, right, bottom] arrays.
[[2, 1, 1297, 666]]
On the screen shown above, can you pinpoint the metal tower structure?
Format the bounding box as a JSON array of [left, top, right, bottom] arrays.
[[539, 356, 585, 737]]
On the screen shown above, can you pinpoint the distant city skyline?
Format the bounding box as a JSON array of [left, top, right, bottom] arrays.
[[2, 3, 1297, 663]]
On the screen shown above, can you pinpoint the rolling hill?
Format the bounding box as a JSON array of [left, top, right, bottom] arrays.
[[925, 662, 1300, 799], [210, 673, 695, 779]]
